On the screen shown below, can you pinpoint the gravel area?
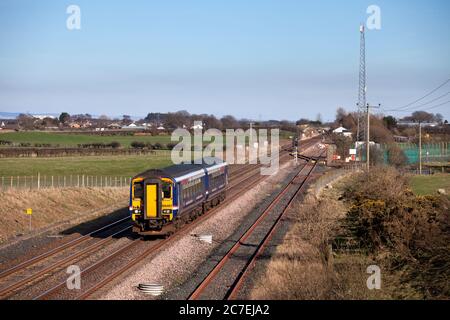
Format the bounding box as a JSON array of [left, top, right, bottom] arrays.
[[0, 205, 129, 275], [98, 159, 301, 300]]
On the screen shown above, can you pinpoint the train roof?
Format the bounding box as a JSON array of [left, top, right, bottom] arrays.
[[133, 157, 226, 181]]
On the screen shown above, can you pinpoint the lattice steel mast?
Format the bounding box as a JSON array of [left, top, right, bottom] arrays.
[[356, 24, 367, 145]]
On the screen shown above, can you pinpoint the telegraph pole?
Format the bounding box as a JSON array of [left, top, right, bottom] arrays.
[[366, 103, 380, 172], [419, 122, 422, 175], [366, 104, 370, 171]]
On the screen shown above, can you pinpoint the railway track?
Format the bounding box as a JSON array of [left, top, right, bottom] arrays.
[[0, 158, 269, 299], [187, 151, 324, 300], [41, 150, 301, 300], [0, 138, 321, 300]]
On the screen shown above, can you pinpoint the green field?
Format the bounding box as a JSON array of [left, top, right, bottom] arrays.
[[409, 174, 450, 197], [0, 132, 172, 148], [0, 130, 293, 148], [0, 153, 172, 177]]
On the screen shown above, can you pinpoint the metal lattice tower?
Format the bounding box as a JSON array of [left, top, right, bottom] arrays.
[[356, 24, 366, 144]]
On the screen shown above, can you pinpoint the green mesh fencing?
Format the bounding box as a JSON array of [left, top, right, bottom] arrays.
[[385, 143, 450, 164]]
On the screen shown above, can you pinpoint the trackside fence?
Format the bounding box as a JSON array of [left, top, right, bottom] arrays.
[[310, 164, 365, 196], [0, 174, 132, 191]]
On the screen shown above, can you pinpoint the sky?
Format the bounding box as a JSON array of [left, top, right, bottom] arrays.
[[0, 0, 449, 122]]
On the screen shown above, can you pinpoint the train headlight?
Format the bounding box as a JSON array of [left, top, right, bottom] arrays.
[[135, 209, 139, 213]]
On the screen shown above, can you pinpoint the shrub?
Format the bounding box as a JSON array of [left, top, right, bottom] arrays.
[[341, 167, 450, 298], [387, 144, 408, 167], [0, 140, 12, 145], [19, 142, 31, 147], [131, 141, 145, 149], [109, 141, 121, 149]]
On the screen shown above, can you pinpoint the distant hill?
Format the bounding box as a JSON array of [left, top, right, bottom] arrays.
[[0, 112, 59, 119], [0, 112, 20, 119]]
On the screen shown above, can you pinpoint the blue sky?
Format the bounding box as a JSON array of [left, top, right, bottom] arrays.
[[0, 0, 449, 121]]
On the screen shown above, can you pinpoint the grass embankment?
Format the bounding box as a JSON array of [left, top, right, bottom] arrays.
[[0, 187, 129, 244], [0, 132, 172, 148], [251, 167, 450, 300], [409, 174, 450, 197], [0, 154, 172, 177], [250, 173, 387, 299]]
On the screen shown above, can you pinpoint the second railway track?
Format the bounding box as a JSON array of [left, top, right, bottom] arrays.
[[0, 138, 321, 300]]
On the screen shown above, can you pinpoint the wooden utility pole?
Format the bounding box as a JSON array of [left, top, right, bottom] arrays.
[[365, 103, 381, 173], [366, 104, 370, 171], [419, 122, 422, 175]]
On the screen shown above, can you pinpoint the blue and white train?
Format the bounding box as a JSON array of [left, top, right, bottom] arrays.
[[129, 158, 228, 235]]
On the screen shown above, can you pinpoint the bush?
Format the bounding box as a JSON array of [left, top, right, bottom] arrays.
[[131, 141, 145, 149], [0, 140, 12, 145], [341, 167, 450, 298], [109, 141, 121, 149], [387, 144, 408, 167], [19, 142, 31, 147]]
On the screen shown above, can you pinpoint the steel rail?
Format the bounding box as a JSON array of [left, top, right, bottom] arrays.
[[71, 153, 299, 300], [0, 225, 131, 299], [188, 151, 323, 300], [29, 140, 318, 300], [0, 216, 131, 281], [226, 155, 322, 299]]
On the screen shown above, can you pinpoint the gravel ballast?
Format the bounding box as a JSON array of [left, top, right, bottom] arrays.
[[98, 160, 302, 300]]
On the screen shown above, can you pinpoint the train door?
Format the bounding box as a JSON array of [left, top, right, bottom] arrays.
[[144, 182, 160, 219]]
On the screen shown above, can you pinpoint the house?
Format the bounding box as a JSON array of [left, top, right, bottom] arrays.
[[108, 123, 122, 129], [393, 135, 409, 142], [122, 124, 147, 130], [69, 122, 81, 129], [33, 114, 56, 120], [333, 126, 352, 138], [191, 123, 203, 130]]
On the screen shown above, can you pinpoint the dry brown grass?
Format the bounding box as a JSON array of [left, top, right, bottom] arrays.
[[251, 167, 450, 300], [250, 186, 347, 299], [0, 187, 128, 243], [250, 173, 391, 300]]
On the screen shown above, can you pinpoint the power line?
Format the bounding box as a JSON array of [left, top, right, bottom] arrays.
[[388, 78, 450, 112], [385, 99, 450, 113], [385, 91, 450, 112]]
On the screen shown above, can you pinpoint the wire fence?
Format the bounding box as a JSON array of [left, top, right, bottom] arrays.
[[310, 164, 365, 196], [0, 174, 132, 191], [388, 142, 450, 164]]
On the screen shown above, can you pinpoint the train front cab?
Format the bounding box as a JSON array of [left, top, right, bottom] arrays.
[[130, 177, 174, 233]]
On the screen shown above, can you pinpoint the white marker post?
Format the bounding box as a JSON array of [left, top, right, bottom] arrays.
[[26, 208, 32, 232]]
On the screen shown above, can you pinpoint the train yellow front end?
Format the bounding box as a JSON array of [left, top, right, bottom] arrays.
[[130, 176, 174, 234]]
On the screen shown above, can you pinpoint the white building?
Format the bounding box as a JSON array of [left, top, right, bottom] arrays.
[[191, 123, 204, 130], [33, 115, 57, 120], [333, 126, 352, 138]]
